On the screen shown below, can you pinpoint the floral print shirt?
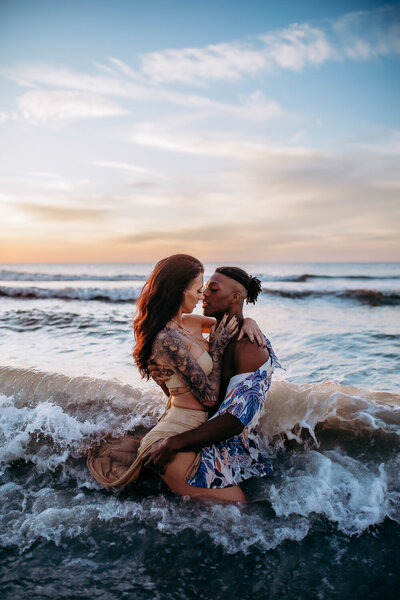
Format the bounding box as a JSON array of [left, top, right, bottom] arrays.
[[188, 337, 282, 489]]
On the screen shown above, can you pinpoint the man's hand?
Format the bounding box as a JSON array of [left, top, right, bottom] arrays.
[[142, 437, 177, 474]]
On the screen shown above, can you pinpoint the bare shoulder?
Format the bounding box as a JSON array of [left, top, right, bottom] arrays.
[[234, 338, 270, 373], [183, 313, 215, 327], [182, 313, 204, 329], [183, 313, 216, 334]]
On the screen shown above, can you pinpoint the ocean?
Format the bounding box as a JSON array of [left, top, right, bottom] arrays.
[[0, 262, 399, 599]]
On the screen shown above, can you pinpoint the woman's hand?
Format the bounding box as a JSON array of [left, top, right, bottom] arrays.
[[237, 318, 266, 347], [209, 313, 239, 351], [148, 356, 173, 385]]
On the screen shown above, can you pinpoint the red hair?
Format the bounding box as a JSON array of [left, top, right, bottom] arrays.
[[133, 254, 204, 377]]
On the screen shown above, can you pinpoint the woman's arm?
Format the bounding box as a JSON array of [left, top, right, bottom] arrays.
[[237, 318, 266, 347], [182, 313, 216, 334], [152, 315, 238, 408], [182, 313, 265, 346]]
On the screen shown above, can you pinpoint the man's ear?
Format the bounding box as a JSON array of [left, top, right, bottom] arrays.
[[231, 291, 241, 304]]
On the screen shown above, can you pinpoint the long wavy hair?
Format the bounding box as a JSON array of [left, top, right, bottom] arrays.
[[133, 254, 204, 378]]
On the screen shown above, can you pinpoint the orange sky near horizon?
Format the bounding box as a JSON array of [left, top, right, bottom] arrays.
[[1, 2, 399, 264]]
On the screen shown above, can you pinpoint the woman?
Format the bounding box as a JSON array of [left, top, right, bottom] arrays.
[[87, 254, 262, 502]]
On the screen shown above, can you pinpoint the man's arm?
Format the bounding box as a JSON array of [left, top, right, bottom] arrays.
[[144, 336, 270, 474], [143, 413, 243, 474]]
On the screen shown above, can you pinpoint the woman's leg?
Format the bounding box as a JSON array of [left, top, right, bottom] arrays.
[[160, 451, 247, 503]]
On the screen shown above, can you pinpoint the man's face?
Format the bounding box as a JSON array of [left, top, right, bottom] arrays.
[[202, 272, 235, 317]]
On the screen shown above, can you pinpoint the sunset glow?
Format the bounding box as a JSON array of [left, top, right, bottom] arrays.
[[1, 0, 399, 262]]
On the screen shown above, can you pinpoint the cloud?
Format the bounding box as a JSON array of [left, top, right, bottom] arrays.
[[17, 203, 109, 222], [333, 6, 400, 60], [17, 89, 129, 122], [140, 5, 399, 84], [0, 110, 19, 123], [90, 160, 168, 179], [5, 62, 284, 123], [259, 23, 337, 71], [5, 64, 149, 99], [140, 41, 267, 84], [128, 119, 321, 161]]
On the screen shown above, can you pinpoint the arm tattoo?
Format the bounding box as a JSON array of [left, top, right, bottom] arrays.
[[152, 329, 226, 407]]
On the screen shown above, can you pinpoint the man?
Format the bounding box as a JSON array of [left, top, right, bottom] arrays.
[[144, 266, 281, 492]]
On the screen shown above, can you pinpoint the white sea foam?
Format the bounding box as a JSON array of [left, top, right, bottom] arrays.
[[0, 285, 139, 302], [262, 379, 400, 447], [0, 367, 399, 555], [0, 269, 147, 282], [268, 451, 397, 535]]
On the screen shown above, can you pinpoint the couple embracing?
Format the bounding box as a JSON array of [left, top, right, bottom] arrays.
[[87, 254, 281, 502]]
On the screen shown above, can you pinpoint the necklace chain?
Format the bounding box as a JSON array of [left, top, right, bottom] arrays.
[[170, 319, 206, 347]]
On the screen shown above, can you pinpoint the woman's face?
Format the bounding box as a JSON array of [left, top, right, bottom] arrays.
[[182, 272, 204, 313]]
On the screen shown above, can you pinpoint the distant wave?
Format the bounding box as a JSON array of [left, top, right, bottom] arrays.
[[0, 308, 128, 333], [0, 286, 138, 302], [262, 287, 400, 306], [279, 273, 400, 283], [1, 284, 399, 305], [2, 268, 400, 284], [0, 269, 147, 282]]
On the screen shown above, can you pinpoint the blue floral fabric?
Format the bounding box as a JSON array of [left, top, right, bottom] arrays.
[[188, 337, 282, 489]]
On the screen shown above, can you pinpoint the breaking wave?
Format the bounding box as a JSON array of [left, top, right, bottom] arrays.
[[262, 287, 400, 306], [2, 285, 399, 306], [0, 269, 147, 282], [0, 286, 139, 303], [0, 366, 398, 554]]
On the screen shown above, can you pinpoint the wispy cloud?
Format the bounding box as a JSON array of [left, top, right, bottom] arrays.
[[333, 6, 400, 60], [128, 119, 321, 161], [5, 62, 284, 123], [140, 5, 399, 84], [17, 202, 109, 222], [18, 89, 129, 122]]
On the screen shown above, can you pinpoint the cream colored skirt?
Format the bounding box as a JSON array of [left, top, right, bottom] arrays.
[[87, 403, 207, 489]]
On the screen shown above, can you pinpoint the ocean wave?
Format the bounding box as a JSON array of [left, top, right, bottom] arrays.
[[2, 284, 399, 305], [262, 287, 400, 306], [0, 285, 139, 302], [2, 268, 399, 285], [0, 368, 399, 553], [0, 366, 398, 463], [279, 273, 400, 283], [0, 308, 128, 333], [0, 269, 147, 282]]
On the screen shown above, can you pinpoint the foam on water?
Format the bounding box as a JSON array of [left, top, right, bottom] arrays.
[[0, 285, 139, 302], [2, 284, 400, 306], [0, 367, 398, 556], [0, 269, 147, 282]]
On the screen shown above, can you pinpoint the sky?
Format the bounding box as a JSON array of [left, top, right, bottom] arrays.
[[0, 0, 399, 263]]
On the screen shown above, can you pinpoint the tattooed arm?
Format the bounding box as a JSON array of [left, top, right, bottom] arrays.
[[153, 315, 238, 408]]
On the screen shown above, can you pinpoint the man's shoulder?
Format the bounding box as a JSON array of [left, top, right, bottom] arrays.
[[232, 338, 270, 373]]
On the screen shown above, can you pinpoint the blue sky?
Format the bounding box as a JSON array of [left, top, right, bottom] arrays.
[[0, 0, 399, 262]]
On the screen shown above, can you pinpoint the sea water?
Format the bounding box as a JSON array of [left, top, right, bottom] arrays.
[[0, 262, 399, 599]]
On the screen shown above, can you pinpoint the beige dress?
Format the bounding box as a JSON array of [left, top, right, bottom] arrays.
[[86, 351, 212, 488]]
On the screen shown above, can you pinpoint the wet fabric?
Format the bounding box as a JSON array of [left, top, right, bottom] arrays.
[[87, 403, 207, 488], [187, 337, 282, 489]]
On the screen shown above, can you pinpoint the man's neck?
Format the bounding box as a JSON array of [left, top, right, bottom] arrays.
[[216, 306, 244, 324]]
